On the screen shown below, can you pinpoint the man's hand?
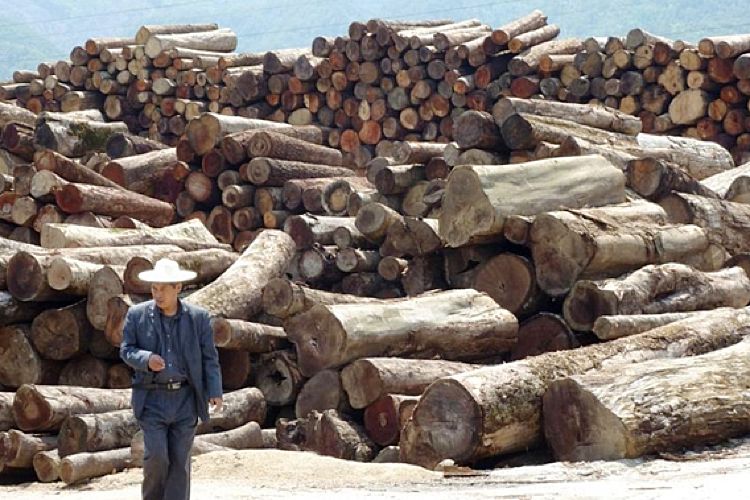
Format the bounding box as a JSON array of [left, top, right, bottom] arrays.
[[209, 397, 223, 414], [148, 354, 165, 372]]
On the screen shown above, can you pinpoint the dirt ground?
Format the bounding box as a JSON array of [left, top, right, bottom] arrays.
[[2, 437, 749, 499]]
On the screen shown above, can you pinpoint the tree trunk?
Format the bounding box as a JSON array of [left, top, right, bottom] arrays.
[[255, 350, 306, 406], [184, 230, 295, 320], [57, 408, 138, 457], [341, 358, 474, 409], [701, 162, 750, 203], [32, 449, 61, 482], [543, 337, 750, 462], [86, 266, 125, 330], [285, 289, 518, 376], [626, 157, 721, 200], [210, 318, 287, 352], [355, 202, 403, 244], [12, 385, 131, 432], [143, 28, 237, 58], [364, 394, 420, 446], [135, 23, 219, 44], [283, 214, 359, 249], [123, 248, 238, 295], [493, 96, 641, 135], [186, 112, 290, 156], [529, 202, 723, 296], [58, 354, 110, 388], [399, 307, 750, 469], [563, 264, 750, 331], [659, 192, 750, 256], [55, 182, 175, 227], [440, 155, 626, 248], [0, 291, 51, 327], [0, 101, 36, 128], [35, 117, 128, 157], [248, 131, 342, 166], [262, 277, 379, 319], [322, 177, 376, 216], [508, 38, 583, 76], [219, 124, 322, 165], [0, 325, 61, 389], [105, 132, 169, 159], [30, 300, 92, 360], [592, 309, 728, 340], [295, 369, 350, 418], [59, 447, 131, 484], [100, 148, 178, 193], [1, 429, 56, 468], [246, 157, 353, 186], [40, 219, 226, 251], [0, 392, 15, 431], [35, 150, 125, 191], [197, 387, 267, 433], [510, 313, 577, 361]]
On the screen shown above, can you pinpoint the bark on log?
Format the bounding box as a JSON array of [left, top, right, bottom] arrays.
[[30, 300, 92, 360], [262, 277, 379, 319], [659, 193, 750, 256], [219, 125, 323, 165], [626, 157, 720, 200], [100, 148, 177, 193], [184, 230, 295, 320], [248, 131, 343, 166], [35, 117, 128, 157], [246, 157, 353, 186], [0, 325, 61, 389], [197, 387, 267, 433], [105, 132, 169, 159], [439, 155, 626, 247], [543, 337, 750, 461], [492, 97, 642, 135], [35, 150, 125, 191], [592, 309, 729, 341], [0, 429, 56, 468], [400, 307, 750, 469], [563, 264, 750, 331], [59, 447, 131, 484], [508, 38, 583, 76], [701, 162, 750, 203], [40, 219, 226, 251], [341, 358, 473, 409], [55, 182, 175, 227], [86, 265, 125, 330], [211, 318, 287, 352], [295, 369, 350, 418], [57, 408, 138, 457], [285, 289, 518, 376], [187, 112, 289, 156], [491, 10, 547, 46], [143, 28, 237, 58], [283, 214, 358, 249], [529, 202, 722, 295], [12, 385, 131, 432]]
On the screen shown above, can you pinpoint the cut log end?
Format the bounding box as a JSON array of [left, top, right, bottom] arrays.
[[12, 385, 52, 432]]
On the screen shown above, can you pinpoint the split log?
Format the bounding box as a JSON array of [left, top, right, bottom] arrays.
[[12, 385, 131, 432], [184, 230, 295, 320], [57, 408, 137, 457], [341, 358, 473, 409], [563, 264, 750, 331], [246, 157, 353, 186], [30, 300, 92, 360], [364, 394, 420, 446], [248, 131, 343, 166], [40, 219, 226, 251], [400, 307, 750, 469], [439, 155, 626, 247], [285, 289, 518, 376], [492, 97, 642, 135], [529, 202, 722, 296], [295, 369, 350, 418], [262, 277, 379, 319], [592, 309, 731, 340], [543, 337, 750, 461], [0, 429, 56, 468], [211, 318, 287, 352], [55, 182, 175, 227], [35, 116, 128, 157], [59, 447, 131, 484], [659, 193, 750, 255], [510, 313, 577, 361], [255, 350, 306, 406], [123, 248, 238, 295], [0, 325, 61, 389]]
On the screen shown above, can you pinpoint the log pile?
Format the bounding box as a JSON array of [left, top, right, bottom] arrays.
[[2, 12, 750, 485]]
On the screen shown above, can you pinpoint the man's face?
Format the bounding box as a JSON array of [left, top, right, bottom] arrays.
[[151, 282, 182, 310]]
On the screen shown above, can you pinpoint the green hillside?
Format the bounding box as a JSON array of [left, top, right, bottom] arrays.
[[1, 0, 748, 80]]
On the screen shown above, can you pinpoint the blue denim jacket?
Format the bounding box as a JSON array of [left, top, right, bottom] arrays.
[[120, 299, 222, 422]]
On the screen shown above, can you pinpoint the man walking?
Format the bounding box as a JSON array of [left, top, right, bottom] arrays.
[[120, 258, 223, 500]]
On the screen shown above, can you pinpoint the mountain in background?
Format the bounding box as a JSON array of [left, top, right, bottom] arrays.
[[1, 0, 748, 80]]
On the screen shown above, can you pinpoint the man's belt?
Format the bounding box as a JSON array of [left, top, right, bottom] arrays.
[[133, 381, 188, 390]]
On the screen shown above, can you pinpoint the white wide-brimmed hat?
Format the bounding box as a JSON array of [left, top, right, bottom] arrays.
[[138, 258, 197, 283]]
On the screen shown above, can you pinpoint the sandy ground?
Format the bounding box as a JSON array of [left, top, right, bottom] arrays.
[[2, 438, 749, 499]]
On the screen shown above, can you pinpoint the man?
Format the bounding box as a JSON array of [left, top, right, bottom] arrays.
[[120, 258, 223, 500]]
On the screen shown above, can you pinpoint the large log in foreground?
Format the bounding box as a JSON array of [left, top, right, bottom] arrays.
[[439, 155, 626, 247], [399, 307, 750, 469], [285, 289, 517, 376], [543, 337, 750, 461]]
